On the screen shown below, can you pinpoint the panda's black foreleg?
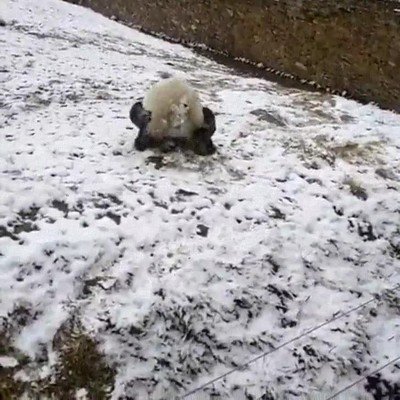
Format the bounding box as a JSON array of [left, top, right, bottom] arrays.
[[190, 107, 217, 156], [202, 107, 216, 136], [134, 127, 151, 151], [195, 138, 216, 156], [191, 127, 216, 156]]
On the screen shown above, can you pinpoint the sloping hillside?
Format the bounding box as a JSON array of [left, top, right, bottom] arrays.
[[0, 0, 399, 399]]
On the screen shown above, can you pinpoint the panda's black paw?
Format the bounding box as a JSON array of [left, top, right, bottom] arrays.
[[134, 134, 150, 151], [208, 142, 217, 155], [193, 139, 216, 156]]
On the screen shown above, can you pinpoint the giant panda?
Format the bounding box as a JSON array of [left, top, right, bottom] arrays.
[[129, 77, 216, 156]]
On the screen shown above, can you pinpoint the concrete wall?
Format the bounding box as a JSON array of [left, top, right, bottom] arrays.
[[66, 0, 400, 112]]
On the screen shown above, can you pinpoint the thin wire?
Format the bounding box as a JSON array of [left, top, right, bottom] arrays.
[[325, 355, 400, 400], [181, 284, 400, 399]]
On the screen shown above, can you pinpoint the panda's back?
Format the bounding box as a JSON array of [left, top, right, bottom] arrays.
[[143, 77, 192, 113], [143, 77, 204, 138]]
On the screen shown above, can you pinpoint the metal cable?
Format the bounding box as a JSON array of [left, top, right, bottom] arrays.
[[182, 284, 400, 399], [325, 355, 400, 400]]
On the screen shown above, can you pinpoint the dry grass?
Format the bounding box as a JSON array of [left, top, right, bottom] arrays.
[[344, 178, 368, 201], [0, 323, 115, 400]]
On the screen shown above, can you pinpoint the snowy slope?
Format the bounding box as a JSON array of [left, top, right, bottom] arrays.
[[1, 0, 400, 399]]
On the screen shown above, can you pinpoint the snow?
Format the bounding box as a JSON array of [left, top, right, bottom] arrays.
[[0, 355, 19, 368], [1, 0, 400, 399], [75, 388, 89, 400]]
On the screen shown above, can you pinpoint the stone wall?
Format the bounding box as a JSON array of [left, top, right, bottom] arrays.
[[66, 0, 400, 112]]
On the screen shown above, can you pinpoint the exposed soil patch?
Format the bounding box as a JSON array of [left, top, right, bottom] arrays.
[[66, 0, 400, 112]]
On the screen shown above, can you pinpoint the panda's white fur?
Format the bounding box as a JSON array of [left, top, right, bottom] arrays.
[[142, 77, 204, 139]]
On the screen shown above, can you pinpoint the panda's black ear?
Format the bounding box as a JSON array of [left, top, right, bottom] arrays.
[[129, 101, 151, 129], [202, 107, 216, 135]]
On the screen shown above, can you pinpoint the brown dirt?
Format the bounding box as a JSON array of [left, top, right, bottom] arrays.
[[65, 0, 400, 112]]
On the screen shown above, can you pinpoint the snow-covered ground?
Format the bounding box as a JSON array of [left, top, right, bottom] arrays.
[[1, 0, 400, 399]]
